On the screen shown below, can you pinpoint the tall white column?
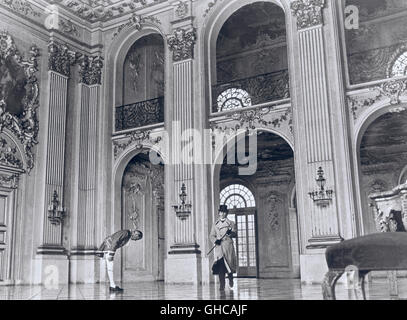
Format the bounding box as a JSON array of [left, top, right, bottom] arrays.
[[34, 41, 77, 285], [290, 0, 356, 283], [70, 55, 103, 283], [164, 11, 202, 283]]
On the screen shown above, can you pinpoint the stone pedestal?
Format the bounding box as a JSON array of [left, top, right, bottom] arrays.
[[69, 255, 100, 284], [33, 254, 69, 286], [165, 252, 202, 284]]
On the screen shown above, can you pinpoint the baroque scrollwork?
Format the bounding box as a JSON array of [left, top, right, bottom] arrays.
[[348, 79, 407, 121], [113, 130, 162, 160], [1, 0, 40, 17], [167, 28, 196, 62], [264, 191, 283, 231], [59, 19, 80, 37], [48, 40, 79, 77], [78, 55, 104, 85], [112, 13, 161, 39], [175, 1, 189, 18], [0, 31, 40, 172], [0, 172, 19, 189], [290, 0, 325, 29], [218, 106, 292, 133], [0, 136, 23, 169], [377, 79, 407, 105]]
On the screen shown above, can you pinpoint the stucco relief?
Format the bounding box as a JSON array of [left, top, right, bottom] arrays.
[[0, 31, 40, 173], [113, 130, 162, 161], [290, 0, 325, 29], [347, 79, 407, 121]]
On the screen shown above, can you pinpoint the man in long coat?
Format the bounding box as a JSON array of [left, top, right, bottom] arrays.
[[210, 205, 237, 290]]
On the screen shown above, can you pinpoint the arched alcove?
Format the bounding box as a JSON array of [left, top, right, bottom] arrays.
[[356, 109, 407, 234], [210, 1, 289, 113], [213, 130, 298, 278]]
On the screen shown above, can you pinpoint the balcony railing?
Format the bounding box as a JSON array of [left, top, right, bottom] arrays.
[[115, 96, 164, 132], [212, 69, 290, 113]]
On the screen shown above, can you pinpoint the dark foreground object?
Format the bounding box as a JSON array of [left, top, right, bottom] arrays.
[[322, 232, 407, 300]]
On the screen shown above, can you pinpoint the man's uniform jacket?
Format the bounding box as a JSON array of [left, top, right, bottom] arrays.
[[96, 230, 132, 257], [210, 218, 237, 273]]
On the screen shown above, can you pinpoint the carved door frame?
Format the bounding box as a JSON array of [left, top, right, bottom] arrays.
[[0, 166, 23, 285]]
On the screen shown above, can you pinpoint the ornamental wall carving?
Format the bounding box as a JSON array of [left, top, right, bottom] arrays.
[[290, 0, 325, 30], [347, 79, 407, 121], [113, 130, 162, 160], [48, 40, 79, 77], [0, 31, 40, 173], [167, 28, 196, 62], [210, 106, 293, 156], [78, 55, 104, 85]]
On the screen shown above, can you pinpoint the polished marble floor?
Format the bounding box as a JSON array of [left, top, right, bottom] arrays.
[[0, 277, 407, 300]]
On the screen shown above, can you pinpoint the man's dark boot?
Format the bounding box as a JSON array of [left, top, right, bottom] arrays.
[[219, 273, 226, 291], [228, 273, 234, 288]]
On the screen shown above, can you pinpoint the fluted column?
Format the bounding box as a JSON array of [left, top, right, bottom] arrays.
[[164, 4, 201, 283], [167, 26, 198, 251], [70, 55, 103, 283], [290, 0, 356, 283], [34, 40, 77, 285], [37, 41, 77, 254], [72, 56, 103, 254], [291, 0, 342, 249]]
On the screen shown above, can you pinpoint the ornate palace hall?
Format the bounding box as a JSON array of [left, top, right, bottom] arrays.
[[0, 0, 407, 301]]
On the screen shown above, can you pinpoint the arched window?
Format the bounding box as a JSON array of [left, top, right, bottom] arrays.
[[220, 184, 255, 209], [391, 51, 407, 77], [217, 88, 252, 112]]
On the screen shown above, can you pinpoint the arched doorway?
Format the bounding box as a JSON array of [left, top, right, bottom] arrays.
[[114, 150, 165, 282], [215, 131, 299, 279], [220, 184, 257, 277], [357, 109, 407, 234]]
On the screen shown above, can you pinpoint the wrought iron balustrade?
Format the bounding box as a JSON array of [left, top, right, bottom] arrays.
[[212, 69, 290, 113], [115, 96, 164, 131]]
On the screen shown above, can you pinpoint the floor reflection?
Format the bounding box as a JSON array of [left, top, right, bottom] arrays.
[[0, 278, 406, 300]]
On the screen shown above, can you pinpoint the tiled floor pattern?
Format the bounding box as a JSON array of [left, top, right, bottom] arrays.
[[0, 278, 407, 300]]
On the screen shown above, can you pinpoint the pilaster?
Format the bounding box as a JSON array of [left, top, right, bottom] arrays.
[[70, 55, 103, 283], [34, 40, 77, 285], [165, 2, 202, 283], [290, 0, 354, 283]]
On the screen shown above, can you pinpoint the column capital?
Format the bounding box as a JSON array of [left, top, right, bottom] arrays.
[[290, 0, 325, 30], [167, 27, 196, 62], [48, 41, 79, 77], [78, 55, 104, 86]]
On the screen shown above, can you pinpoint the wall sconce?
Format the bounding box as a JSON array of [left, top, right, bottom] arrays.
[[47, 190, 66, 225], [173, 183, 192, 220], [308, 167, 334, 207]]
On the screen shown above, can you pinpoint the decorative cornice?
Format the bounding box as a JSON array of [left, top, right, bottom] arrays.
[[112, 13, 161, 39], [290, 0, 325, 30], [0, 31, 40, 173], [1, 0, 40, 17], [78, 55, 104, 86], [167, 27, 196, 62], [48, 41, 79, 77]]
